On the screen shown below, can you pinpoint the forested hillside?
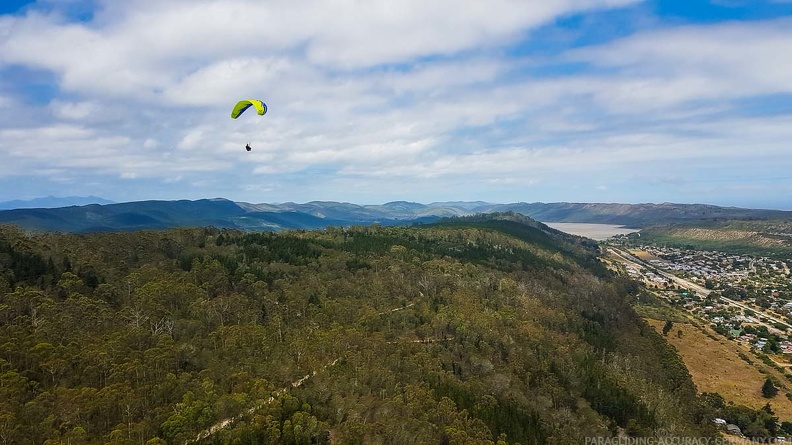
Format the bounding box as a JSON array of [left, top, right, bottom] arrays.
[[0, 215, 715, 444]]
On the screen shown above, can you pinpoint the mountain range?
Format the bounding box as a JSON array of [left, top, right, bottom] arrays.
[[0, 195, 115, 210], [1, 197, 791, 233]]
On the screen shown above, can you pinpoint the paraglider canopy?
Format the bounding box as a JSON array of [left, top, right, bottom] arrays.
[[231, 99, 267, 119]]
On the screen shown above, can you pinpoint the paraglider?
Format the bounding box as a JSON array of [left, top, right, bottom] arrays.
[[231, 99, 267, 119], [231, 99, 267, 151]]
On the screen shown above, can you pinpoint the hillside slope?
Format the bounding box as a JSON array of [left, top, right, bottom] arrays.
[[0, 214, 714, 444], [636, 219, 792, 257], [481, 202, 792, 226]]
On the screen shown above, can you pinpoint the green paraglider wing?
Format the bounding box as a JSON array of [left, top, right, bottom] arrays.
[[231, 99, 267, 119]]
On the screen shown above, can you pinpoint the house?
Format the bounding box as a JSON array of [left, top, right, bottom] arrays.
[[726, 424, 742, 436]]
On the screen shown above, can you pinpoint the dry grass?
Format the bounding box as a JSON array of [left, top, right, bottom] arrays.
[[629, 249, 662, 261], [646, 319, 792, 422]]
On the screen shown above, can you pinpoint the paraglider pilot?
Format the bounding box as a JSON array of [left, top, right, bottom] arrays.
[[230, 100, 266, 153]]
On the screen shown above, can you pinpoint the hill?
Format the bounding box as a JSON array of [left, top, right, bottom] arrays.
[[480, 202, 792, 227], [0, 198, 248, 232], [0, 195, 115, 210], [628, 219, 792, 258], [0, 214, 715, 444], [1, 198, 791, 234]]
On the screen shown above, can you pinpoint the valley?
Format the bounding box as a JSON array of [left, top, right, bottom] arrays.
[[604, 234, 792, 440]]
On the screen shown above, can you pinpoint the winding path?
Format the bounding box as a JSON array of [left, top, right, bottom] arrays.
[[185, 358, 340, 445], [185, 302, 428, 444]]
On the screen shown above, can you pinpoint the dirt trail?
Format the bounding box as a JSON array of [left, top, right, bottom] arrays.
[[186, 358, 340, 445], [185, 303, 424, 444], [377, 302, 414, 316]]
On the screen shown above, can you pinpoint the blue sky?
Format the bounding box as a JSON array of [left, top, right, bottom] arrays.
[[1, 0, 791, 209]]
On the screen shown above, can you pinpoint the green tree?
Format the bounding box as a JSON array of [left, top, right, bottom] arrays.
[[762, 378, 778, 398]]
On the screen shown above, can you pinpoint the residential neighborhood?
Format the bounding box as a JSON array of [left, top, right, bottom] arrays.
[[604, 242, 792, 360], [602, 237, 792, 443]]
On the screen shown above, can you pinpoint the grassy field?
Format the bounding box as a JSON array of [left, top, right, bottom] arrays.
[[630, 249, 662, 261], [646, 318, 792, 422]]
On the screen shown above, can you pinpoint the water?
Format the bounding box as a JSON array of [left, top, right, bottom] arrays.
[[542, 222, 640, 240]]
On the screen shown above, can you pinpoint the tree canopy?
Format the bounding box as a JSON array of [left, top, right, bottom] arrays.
[[0, 217, 714, 444]]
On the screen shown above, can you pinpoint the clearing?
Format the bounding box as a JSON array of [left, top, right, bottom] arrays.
[[629, 249, 662, 261], [646, 318, 792, 421]]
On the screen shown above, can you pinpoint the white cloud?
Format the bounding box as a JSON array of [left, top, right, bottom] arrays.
[[50, 100, 96, 119], [568, 18, 792, 107], [0, 122, 233, 179], [163, 57, 293, 106], [0, 0, 640, 101], [1, 0, 790, 208]]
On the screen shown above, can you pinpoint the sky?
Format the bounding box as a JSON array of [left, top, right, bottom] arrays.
[[1, 0, 792, 209]]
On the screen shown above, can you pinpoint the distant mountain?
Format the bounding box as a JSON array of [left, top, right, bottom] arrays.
[[1, 198, 790, 233], [428, 200, 493, 211], [0, 198, 245, 232], [235, 201, 792, 227], [477, 202, 792, 227], [0, 195, 115, 210]]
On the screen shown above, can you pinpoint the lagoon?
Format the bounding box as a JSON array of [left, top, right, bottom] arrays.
[[541, 222, 640, 240]]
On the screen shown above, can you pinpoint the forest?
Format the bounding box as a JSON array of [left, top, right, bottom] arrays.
[[0, 213, 717, 444]]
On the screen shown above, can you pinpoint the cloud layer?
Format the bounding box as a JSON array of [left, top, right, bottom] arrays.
[[0, 0, 790, 209]]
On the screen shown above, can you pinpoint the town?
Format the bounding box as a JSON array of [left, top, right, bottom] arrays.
[[604, 240, 792, 358]]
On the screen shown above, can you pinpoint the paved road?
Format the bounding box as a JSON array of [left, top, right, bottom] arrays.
[[608, 247, 792, 330]]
